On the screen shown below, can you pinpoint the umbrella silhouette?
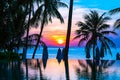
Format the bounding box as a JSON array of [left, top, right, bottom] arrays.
[[42, 46, 48, 69], [61, 48, 65, 59], [56, 48, 63, 63]]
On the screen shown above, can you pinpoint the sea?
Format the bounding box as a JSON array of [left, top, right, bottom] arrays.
[[19, 47, 120, 60]]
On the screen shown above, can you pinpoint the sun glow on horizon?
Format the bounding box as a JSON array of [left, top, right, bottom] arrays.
[[51, 35, 65, 45], [57, 39, 64, 44]]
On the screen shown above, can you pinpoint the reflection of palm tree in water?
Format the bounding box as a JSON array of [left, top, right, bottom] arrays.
[[37, 59, 48, 80], [24, 59, 48, 80], [75, 60, 115, 80], [0, 61, 24, 80]]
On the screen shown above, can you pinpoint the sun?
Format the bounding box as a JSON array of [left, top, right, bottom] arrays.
[[57, 39, 64, 44]]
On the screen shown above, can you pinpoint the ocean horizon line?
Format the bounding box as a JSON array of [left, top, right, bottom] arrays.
[[18, 47, 120, 60]]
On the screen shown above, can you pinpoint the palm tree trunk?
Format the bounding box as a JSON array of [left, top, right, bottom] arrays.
[[37, 59, 43, 79], [18, 0, 29, 51], [93, 44, 95, 59], [24, 1, 32, 59], [92, 39, 96, 80], [32, 9, 46, 58], [64, 0, 73, 80], [25, 59, 28, 80]]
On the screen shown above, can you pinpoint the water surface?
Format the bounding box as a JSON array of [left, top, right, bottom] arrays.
[[19, 47, 120, 60], [0, 59, 120, 80]]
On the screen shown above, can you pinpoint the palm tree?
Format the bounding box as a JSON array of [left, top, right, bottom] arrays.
[[109, 8, 120, 29], [9, 0, 43, 58], [74, 10, 117, 59], [63, 0, 73, 80], [0, 0, 44, 55], [0, 0, 29, 51], [32, 0, 68, 58]]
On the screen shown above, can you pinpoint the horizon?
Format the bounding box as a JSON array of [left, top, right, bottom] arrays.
[[29, 0, 120, 47]]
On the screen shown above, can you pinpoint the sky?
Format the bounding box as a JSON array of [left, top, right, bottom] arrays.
[[30, 0, 120, 47]]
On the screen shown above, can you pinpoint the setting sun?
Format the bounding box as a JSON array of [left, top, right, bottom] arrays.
[[51, 35, 65, 45], [57, 39, 64, 44]]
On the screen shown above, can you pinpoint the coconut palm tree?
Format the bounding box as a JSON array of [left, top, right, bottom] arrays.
[[0, 0, 28, 51], [0, 0, 44, 57], [63, 0, 73, 80], [22, 0, 43, 59], [109, 8, 120, 29], [32, 0, 68, 58], [74, 10, 117, 59]]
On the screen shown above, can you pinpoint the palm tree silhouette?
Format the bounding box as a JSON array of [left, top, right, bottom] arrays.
[[0, 61, 24, 80], [23, 0, 43, 59], [64, 0, 73, 80], [74, 10, 117, 59], [109, 7, 120, 29], [0, 0, 42, 53], [0, 0, 28, 51], [32, 0, 68, 58]]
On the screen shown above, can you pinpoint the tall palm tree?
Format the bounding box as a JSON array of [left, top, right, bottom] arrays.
[[0, 0, 43, 53], [63, 0, 73, 80], [0, 0, 29, 51], [15, 0, 43, 59], [74, 10, 117, 59], [32, 0, 68, 58], [109, 8, 120, 29]]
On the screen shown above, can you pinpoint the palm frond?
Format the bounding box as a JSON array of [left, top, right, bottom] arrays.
[[109, 8, 120, 15], [57, 1, 68, 8], [104, 36, 116, 48], [104, 41, 112, 56], [84, 14, 92, 23], [85, 39, 93, 58], [30, 4, 44, 24], [76, 21, 86, 27], [75, 30, 81, 34], [84, 20, 93, 28], [99, 37, 113, 56], [73, 34, 84, 40], [52, 6, 64, 23], [100, 44, 105, 58], [98, 24, 110, 31], [101, 31, 117, 35], [76, 21, 91, 31], [78, 37, 87, 46], [97, 17, 111, 28], [99, 12, 106, 21], [114, 19, 120, 29]]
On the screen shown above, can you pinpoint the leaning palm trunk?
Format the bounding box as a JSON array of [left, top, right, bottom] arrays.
[[24, 1, 32, 59], [32, 9, 46, 58], [64, 0, 73, 80]]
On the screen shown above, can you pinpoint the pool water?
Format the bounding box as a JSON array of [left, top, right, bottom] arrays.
[[0, 59, 120, 80]]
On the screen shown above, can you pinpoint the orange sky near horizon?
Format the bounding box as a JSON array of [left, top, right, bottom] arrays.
[[30, 19, 79, 47], [29, 5, 118, 47], [29, 7, 80, 47]]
